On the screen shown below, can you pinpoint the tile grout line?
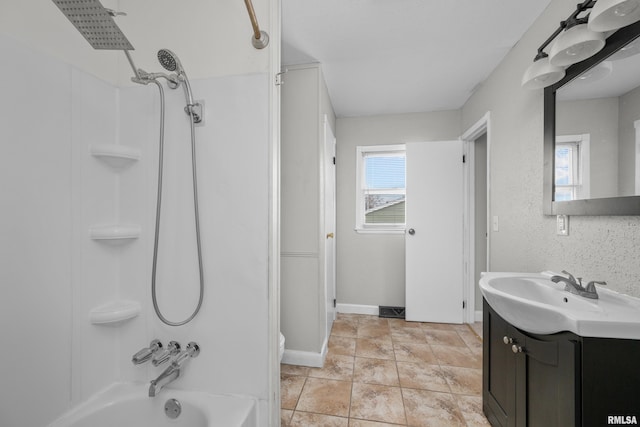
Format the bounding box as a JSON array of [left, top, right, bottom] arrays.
[[387, 318, 409, 426]]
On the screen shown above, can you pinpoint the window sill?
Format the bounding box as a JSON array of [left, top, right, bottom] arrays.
[[354, 227, 406, 235]]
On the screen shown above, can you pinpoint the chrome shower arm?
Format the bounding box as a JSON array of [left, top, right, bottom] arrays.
[[124, 50, 142, 80], [136, 69, 180, 88]]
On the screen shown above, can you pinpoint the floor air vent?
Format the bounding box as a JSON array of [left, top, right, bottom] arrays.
[[378, 306, 405, 319]]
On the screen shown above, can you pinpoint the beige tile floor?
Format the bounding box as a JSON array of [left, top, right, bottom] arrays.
[[281, 313, 490, 427]]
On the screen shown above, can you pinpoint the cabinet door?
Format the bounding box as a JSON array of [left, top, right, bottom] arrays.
[[582, 338, 640, 427], [484, 301, 580, 427], [483, 301, 517, 427], [521, 333, 579, 427]]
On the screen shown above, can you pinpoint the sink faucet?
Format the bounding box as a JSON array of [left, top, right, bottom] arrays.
[[551, 270, 606, 299], [584, 280, 607, 299], [148, 342, 200, 397]]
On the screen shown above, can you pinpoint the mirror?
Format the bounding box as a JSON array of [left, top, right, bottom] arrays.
[[544, 21, 640, 215]]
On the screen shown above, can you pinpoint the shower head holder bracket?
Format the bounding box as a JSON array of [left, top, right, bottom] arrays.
[[185, 102, 204, 125]]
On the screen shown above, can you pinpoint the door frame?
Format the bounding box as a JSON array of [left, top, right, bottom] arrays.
[[323, 114, 337, 339], [460, 112, 491, 324]]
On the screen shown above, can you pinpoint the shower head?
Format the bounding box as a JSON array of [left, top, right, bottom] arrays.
[[157, 49, 195, 107], [52, 0, 134, 50], [157, 49, 185, 75]]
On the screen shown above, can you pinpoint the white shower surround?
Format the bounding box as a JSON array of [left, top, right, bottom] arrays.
[[0, 33, 272, 426]]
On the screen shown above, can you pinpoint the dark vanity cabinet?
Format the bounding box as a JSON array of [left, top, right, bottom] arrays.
[[483, 300, 640, 427]]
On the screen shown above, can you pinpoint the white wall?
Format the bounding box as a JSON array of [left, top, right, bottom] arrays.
[[0, 33, 75, 427], [117, 73, 271, 397], [462, 0, 640, 297], [335, 111, 461, 307]]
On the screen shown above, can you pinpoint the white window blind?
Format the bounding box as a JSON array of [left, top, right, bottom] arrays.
[[356, 145, 406, 232]]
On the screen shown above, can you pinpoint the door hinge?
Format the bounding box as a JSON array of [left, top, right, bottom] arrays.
[[462, 300, 466, 309], [333, 156, 336, 165], [333, 298, 337, 308], [462, 155, 466, 163]]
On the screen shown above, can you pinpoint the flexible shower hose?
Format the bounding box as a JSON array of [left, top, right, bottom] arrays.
[[150, 80, 204, 326]]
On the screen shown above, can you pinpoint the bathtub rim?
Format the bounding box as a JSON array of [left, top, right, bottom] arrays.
[[47, 381, 258, 427]]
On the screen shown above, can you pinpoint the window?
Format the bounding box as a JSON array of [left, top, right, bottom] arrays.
[[355, 145, 406, 233], [555, 134, 590, 201]]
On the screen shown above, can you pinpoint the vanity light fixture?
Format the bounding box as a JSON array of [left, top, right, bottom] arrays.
[[574, 60, 613, 83], [521, 52, 566, 90], [588, 0, 640, 32], [522, 0, 614, 90], [549, 20, 606, 66]]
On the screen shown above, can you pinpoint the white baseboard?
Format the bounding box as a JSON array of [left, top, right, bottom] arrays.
[[281, 338, 328, 368], [335, 303, 479, 323], [336, 303, 379, 315]]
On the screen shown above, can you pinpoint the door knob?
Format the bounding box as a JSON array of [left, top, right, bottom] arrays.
[[408, 228, 415, 235]]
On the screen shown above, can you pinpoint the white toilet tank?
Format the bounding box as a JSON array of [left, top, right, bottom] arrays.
[[279, 332, 285, 361]]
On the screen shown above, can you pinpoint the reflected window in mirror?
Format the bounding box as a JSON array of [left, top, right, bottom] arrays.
[[555, 134, 590, 201]]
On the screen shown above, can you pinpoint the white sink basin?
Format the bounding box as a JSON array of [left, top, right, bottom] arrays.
[[479, 272, 640, 339]]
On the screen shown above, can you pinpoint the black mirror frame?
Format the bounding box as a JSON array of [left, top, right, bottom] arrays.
[[544, 20, 640, 216]]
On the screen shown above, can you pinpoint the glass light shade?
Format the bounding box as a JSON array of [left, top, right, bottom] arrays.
[[521, 56, 566, 90], [549, 23, 606, 67], [588, 0, 640, 32], [609, 38, 640, 60], [572, 61, 613, 85]]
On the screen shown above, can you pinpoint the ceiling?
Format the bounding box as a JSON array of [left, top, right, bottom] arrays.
[[282, 0, 552, 118]]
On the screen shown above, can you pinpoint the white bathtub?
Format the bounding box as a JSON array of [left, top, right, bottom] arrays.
[[48, 382, 257, 427]]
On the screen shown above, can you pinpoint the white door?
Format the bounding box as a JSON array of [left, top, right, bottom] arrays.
[[405, 141, 464, 323], [324, 116, 337, 336]]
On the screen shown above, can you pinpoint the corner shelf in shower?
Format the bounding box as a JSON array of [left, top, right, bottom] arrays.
[[89, 224, 141, 241], [90, 144, 140, 168], [90, 300, 141, 325]]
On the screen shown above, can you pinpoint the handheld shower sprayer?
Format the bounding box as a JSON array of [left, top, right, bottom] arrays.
[[157, 49, 184, 75], [157, 49, 196, 110]]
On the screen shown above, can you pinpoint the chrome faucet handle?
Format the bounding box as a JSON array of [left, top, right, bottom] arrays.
[[586, 280, 607, 293], [132, 339, 163, 365], [152, 341, 181, 367], [173, 342, 200, 366], [561, 270, 577, 284]]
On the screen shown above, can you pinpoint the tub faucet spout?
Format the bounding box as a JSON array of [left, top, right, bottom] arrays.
[[148, 342, 200, 397], [149, 364, 180, 397]]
